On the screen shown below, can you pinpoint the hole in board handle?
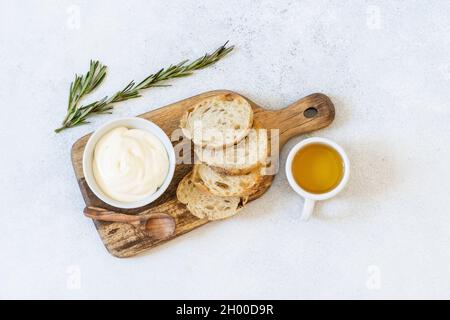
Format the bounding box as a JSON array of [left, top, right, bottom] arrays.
[[304, 107, 318, 118]]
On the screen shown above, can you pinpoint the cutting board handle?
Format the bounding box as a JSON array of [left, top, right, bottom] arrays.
[[258, 93, 335, 146]]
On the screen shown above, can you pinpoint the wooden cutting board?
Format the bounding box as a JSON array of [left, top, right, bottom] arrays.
[[71, 90, 335, 258]]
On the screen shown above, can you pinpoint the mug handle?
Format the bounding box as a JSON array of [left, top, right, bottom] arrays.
[[301, 198, 315, 221]]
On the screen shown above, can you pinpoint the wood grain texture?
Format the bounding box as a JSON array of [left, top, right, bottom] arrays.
[[71, 90, 335, 257]]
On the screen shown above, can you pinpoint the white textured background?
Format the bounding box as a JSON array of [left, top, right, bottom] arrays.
[[1, 0, 450, 299]]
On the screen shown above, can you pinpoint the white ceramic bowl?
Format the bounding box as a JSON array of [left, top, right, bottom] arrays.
[[82, 117, 176, 209]]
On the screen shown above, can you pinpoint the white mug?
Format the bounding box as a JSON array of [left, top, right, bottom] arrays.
[[285, 137, 350, 221]]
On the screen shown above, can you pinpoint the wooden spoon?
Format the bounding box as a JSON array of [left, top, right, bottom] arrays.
[[83, 207, 176, 240]]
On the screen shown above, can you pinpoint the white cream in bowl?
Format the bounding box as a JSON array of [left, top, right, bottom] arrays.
[[83, 117, 175, 209], [93, 127, 169, 203]]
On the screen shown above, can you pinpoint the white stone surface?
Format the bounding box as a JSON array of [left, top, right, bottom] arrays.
[[1, 0, 449, 299]]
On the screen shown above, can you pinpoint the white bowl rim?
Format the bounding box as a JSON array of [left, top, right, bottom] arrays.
[[82, 117, 176, 209]]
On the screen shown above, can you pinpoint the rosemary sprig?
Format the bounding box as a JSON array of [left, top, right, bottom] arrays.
[[55, 42, 234, 133], [56, 60, 107, 133]]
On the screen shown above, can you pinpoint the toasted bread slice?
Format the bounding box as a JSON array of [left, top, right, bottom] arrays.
[[195, 128, 268, 175], [176, 172, 243, 220], [180, 93, 253, 149], [192, 163, 262, 197], [176, 172, 196, 204], [246, 174, 274, 202]]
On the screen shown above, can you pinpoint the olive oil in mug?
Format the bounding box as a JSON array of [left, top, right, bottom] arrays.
[[291, 143, 344, 194]]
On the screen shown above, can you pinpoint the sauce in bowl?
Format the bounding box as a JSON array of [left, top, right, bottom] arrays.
[[92, 127, 169, 203]]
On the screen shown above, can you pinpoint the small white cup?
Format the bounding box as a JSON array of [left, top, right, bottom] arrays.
[[285, 137, 350, 221]]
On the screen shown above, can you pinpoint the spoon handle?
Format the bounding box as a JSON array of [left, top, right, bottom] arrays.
[[83, 207, 143, 224]]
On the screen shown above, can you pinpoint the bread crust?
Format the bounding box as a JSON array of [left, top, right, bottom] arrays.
[[180, 93, 253, 149], [195, 128, 269, 176], [192, 164, 264, 197], [176, 171, 242, 221]]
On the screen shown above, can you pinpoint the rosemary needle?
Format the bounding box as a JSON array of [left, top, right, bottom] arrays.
[[55, 42, 234, 133]]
